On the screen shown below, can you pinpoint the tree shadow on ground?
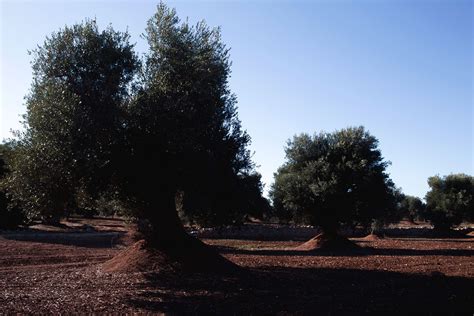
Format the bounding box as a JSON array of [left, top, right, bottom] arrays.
[[383, 228, 473, 239], [214, 245, 474, 257], [387, 237, 474, 243], [198, 226, 473, 241], [0, 231, 125, 248], [126, 266, 474, 314], [66, 217, 127, 229], [214, 245, 372, 257]]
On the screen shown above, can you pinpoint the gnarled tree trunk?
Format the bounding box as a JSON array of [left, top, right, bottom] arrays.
[[103, 191, 238, 274]]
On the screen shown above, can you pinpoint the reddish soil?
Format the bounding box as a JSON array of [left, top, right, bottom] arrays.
[[101, 240, 177, 273], [293, 233, 360, 251], [101, 238, 237, 275], [360, 233, 385, 241], [1, 219, 473, 314]]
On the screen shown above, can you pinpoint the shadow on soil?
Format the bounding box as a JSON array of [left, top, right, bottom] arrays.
[[66, 217, 127, 229], [199, 225, 473, 241], [214, 245, 474, 257], [127, 266, 474, 314], [0, 231, 126, 248], [386, 237, 474, 243]]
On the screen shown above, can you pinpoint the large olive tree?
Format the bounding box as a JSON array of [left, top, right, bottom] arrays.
[[108, 6, 261, 272], [7, 4, 262, 272], [6, 20, 138, 224]]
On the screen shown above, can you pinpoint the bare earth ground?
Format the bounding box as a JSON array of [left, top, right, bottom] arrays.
[[0, 218, 473, 314]]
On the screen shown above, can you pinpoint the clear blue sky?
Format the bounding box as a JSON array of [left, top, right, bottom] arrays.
[[1, 0, 472, 199]]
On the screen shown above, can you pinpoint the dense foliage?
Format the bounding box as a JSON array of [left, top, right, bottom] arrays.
[[118, 5, 263, 230], [398, 194, 425, 222], [0, 144, 26, 229], [425, 174, 473, 230], [4, 20, 138, 224], [270, 126, 397, 233]]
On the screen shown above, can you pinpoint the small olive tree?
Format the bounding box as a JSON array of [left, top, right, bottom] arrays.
[[271, 126, 397, 242], [399, 194, 425, 223]]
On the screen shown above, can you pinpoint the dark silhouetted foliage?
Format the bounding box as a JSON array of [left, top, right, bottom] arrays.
[[398, 194, 425, 222], [0, 143, 26, 229], [425, 174, 473, 230], [181, 172, 270, 226], [116, 4, 262, 237], [270, 126, 397, 234]]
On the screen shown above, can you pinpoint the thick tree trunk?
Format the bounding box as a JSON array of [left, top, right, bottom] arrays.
[[42, 215, 62, 226], [407, 216, 417, 225], [103, 191, 238, 274], [320, 226, 338, 238], [146, 192, 189, 248]]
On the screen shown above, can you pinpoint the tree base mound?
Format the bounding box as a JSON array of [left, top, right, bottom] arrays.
[[361, 233, 385, 241], [102, 238, 239, 275], [294, 233, 360, 251]]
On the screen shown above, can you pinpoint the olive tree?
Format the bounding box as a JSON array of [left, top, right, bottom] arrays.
[[271, 126, 396, 248], [425, 174, 473, 231], [7, 4, 263, 272], [5, 20, 138, 224], [107, 7, 263, 273], [399, 195, 425, 223]]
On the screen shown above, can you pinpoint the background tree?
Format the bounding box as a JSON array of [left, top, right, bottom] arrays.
[[270, 126, 396, 249], [425, 174, 473, 231], [5, 20, 139, 224], [399, 194, 425, 223], [368, 187, 404, 236]]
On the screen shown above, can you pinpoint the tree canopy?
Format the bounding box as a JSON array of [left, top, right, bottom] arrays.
[[398, 194, 425, 222], [117, 4, 260, 231], [270, 126, 397, 233], [425, 174, 474, 230], [5, 20, 138, 223]]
